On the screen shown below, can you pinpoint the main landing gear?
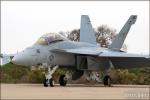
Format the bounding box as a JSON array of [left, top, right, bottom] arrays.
[[59, 75, 67, 86], [103, 75, 111, 87], [85, 71, 102, 83], [85, 71, 112, 87]]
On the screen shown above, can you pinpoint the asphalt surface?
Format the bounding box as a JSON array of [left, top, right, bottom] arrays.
[[1, 84, 150, 99]]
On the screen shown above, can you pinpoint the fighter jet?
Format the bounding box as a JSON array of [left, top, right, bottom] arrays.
[[12, 15, 150, 87]]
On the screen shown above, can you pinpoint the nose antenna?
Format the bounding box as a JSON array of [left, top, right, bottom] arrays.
[[10, 56, 14, 64], [10, 56, 14, 61]]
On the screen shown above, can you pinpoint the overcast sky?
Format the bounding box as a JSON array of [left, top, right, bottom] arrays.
[[1, 1, 149, 55]]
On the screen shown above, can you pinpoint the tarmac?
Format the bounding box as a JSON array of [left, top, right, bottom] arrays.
[[1, 84, 150, 99]]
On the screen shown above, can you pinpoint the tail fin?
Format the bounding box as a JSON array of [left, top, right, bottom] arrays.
[[80, 15, 96, 45], [108, 15, 137, 51]]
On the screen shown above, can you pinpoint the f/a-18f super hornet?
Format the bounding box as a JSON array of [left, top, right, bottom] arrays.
[[12, 15, 150, 87]]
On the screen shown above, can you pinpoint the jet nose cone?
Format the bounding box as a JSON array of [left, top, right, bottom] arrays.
[[11, 58, 15, 63], [11, 56, 21, 65], [11, 54, 30, 66]]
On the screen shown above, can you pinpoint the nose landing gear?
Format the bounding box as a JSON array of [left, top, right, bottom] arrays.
[[43, 78, 54, 87], [43, 65, 58, 87]]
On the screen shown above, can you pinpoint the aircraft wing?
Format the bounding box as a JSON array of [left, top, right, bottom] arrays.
[[98, 50, 148, 57], [51, 47, 102, 55], [51, 48, 150, 68], [98, 51, 150, 68], [51, 47, 148, 58]]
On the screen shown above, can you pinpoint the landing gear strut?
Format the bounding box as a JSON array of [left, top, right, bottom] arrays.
[[43, 64, 58, 87]]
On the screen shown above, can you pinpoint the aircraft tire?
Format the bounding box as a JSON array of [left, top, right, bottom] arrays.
[[103, 75, 111, 87], [43, 79, 48, 87], [59, 75, 67, 86], [49, 78, 54, 87]]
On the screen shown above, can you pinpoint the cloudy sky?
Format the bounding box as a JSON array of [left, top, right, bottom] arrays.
[[1, 1, 149, 55]]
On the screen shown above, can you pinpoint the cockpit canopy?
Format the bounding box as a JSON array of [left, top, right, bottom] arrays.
[[35, 33, 67, 45]]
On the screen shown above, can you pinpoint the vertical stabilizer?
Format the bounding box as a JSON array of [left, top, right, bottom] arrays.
[[80, 15, 96, 45], [108, 15, 137, 51]]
